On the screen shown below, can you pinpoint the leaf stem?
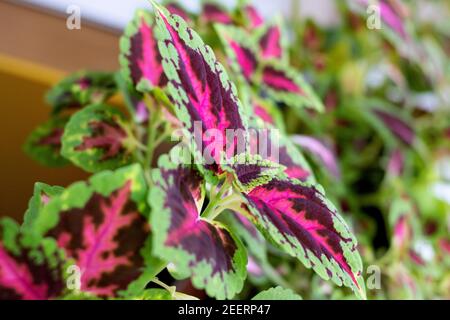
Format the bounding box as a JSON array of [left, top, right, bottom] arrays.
[[214, 196, 245, 214], [152, 277, 176, 296], [201, 197, 221, 221], [134, 140, 148, 151], [202, 192, 243, 221], [202, 177, 233, 220], [153, 122, 172, 148], [145, 109, 160, 170]]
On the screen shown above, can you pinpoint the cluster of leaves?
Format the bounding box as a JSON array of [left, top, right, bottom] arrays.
[[286, 0, 450, 299], [3, 0, 449, 300]]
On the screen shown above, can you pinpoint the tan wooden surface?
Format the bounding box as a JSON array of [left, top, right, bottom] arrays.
[[0, 70, 90, 221], [0, 2, 123, 220], [0, 1, 120, 72]]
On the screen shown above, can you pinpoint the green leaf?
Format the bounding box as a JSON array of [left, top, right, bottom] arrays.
[[0, 218, 69, 300], [259, 62, 324, 113], [60, 292, 102, 300], [134, 288, 173, 300], [46, 71, 117, 114], [252, 286, 302, 300], [220, 211, 267, 263], [222, 153, 285, 193], [33, 164, 156, 298], [23, 117, 69, 167], [114, 72, 148, 124], [23, 182, 64, 230]]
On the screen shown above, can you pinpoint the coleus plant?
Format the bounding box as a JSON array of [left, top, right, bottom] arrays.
[[3, 1, 374, 300]]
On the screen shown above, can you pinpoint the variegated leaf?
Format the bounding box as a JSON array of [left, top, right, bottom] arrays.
[[291, 135, 341, 179], [247, 125, 315, 183], [250, 95, 286, 132], [220, 211, 267, 264], [23, 117, 69, 167], [201, 1, 234, 25], [164, 1, 192, 22], [33, 164, 155, 298], [23, 182, 64, 230], [241, 178, 366, 299], [61, 104, 134, 173], [215, 24, 259, 83], [150, 158, 247, 299], [152, 3, 248, 176], [277, 136, 316, 183], [256, 19, 287, 63], [120, 9, 168, 93], [242, 4, 264, 28], [388, 196, 416, 252], [0, 218, 67, 300], [260, 62, 324, 112], [252, 101, 277, 127], [373, 108, 415, 145], [352, 0, 408, 40], [222, 154, 284, 193], [46, 71, 116, 114]]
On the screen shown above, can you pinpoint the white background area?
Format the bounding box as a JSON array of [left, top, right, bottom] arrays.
[[19, 0, 339, 30]]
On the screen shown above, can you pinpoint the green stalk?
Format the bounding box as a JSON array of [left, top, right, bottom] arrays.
[[202, 173, 242, 219], [153, 123, 171, 147], [202, 194, 242, 221], [152, 277, 176, 296], [260, 262, 295, 291], [145, 109, 160, 170], [201, 195, 223, 220]]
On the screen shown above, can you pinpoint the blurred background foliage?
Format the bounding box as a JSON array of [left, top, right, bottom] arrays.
[[202, 0, 450, 299]]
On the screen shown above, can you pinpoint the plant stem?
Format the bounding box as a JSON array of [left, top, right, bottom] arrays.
[[260, 262, 295, 291], [203, 193, 243, 221], [201, 197, 221, 220], [145, 111, 159, 170], [153, 124, 170, 147], [134, 140, 148, 152], [214, 196, 244, 213], [201, 176, 234, 220], [133, 148, 146, 166], [152, 277, 176, 296]]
